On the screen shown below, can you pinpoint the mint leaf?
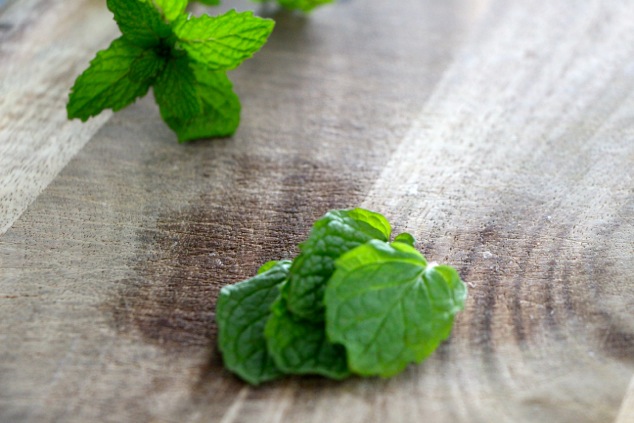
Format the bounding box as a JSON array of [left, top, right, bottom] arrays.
[[157, 63, 241, 142], [257, 260, 281, 274], [393, 232, 415, 247], [129, 48, 166, 83], [153, 54, 202, 123], [252, 0, 333, 12], [153, 0, 188, 22], [284, 208, 391, 322], [325, 240, 467, 377], [106, 0, 172, 48], [265, 294, 350, 379], [216, 260, 291, 385], [173, 10, 275, 71], [196, 0, 333, 11], [67, 37, 154, 122]]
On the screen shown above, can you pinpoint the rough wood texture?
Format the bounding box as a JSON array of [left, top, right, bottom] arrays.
[[1, 0, 632, 422], [0, 0, 122, 235]]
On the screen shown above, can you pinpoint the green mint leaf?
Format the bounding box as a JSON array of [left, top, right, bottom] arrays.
[[216, 260, 291, 385], [265, 295, 350, 379], [284, 208, 391, 322], [67, 37, 154, 122], [325, 240, 467, 377], [173, 9, 275, 71], [393, 232, 416, 247], [258, 260, 281, 274], [251, 0, 333, 13], [157, 62, 241, 142], [129, 48, 167, 83], [107, 0, 172, 48], [196, 0, 221, 4], [153, 54, 203, 123], [152, 0, 188, 22]]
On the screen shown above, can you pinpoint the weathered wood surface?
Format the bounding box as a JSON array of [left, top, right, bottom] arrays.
[[0, 0, 116, 234], [1, 0, 633, 422]]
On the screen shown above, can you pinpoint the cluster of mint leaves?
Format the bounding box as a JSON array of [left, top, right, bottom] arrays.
[[67, 0, 333, 142], [216, 208, 468, 384]]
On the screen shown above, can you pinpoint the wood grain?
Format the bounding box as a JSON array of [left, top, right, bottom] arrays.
[[0, 0, 632, 422], [0, 0, 118, 234]]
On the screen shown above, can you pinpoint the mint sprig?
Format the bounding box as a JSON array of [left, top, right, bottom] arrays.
[[216, 208, 468, 385], [67, 0, 274, 142]]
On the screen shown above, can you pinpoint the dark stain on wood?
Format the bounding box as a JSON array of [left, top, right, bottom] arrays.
[[601, 324, 634, 362], [106, 155, 364, 357]]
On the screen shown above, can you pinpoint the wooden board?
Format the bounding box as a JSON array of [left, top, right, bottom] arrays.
[[0, 0, 119, 234], [1, 0, 633, 422]]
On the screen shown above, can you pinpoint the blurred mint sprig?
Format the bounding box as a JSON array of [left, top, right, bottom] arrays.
[[68, 0, 333, 142]]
